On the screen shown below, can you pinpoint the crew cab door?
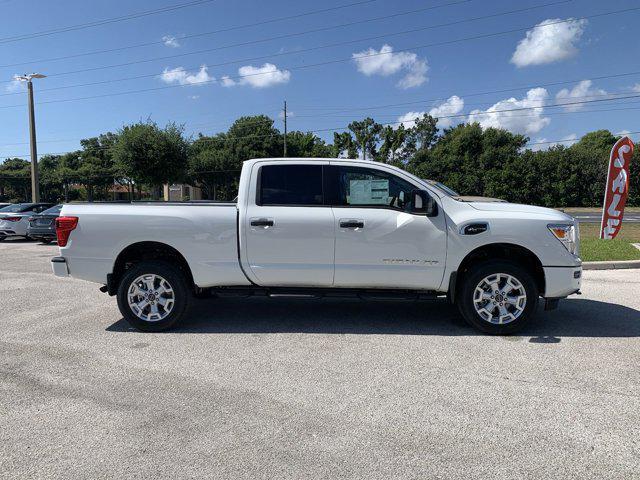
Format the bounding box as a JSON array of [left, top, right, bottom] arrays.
[[239, 162, 335, 287], [328, 163, 447, 290]]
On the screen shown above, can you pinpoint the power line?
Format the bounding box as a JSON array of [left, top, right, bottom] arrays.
[[2, 93, 639, 159], [295, 102, 640, 122], [4, 66, 639, 145], [0, 0, 219, 45], [1, 84, 638, 154], [291, 90, 640, 118], [0, 0, 380, 68], [0, 0, 478, 85], [2, 7, 636, 110]]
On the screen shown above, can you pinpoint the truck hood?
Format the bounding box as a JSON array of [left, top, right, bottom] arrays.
[[455, 196, 506, 203], [467, 201, 573, 220]]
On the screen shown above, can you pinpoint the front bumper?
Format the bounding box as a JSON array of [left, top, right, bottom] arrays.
[[51, 257, 69, 277], [543, 265, 582, 298]]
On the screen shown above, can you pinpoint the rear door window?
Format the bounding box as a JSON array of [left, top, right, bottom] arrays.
[[258, 165, 324, 206]]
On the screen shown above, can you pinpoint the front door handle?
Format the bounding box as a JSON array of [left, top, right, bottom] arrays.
[[340, 219, 364, 229], [251, 218, 274, 227]]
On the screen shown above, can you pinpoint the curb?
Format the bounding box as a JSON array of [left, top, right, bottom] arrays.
[[583, 260, 640, 270]]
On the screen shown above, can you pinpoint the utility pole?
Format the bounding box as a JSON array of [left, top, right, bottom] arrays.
[[16, 73, 46, 202], [283, 100, 287, 157]]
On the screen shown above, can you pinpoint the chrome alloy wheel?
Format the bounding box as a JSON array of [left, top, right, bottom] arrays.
[[473, 273, 527, 325], [127, 274, 175, 322]]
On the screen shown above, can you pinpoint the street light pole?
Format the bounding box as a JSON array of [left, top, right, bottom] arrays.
[[26, 80, 39, 202], [16, 73, 46, 202]]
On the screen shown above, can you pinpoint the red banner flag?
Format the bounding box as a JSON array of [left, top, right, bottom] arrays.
[[600, 136, 634, 239]]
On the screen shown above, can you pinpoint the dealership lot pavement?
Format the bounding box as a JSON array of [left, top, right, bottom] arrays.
[[1, 239, 639, 479]]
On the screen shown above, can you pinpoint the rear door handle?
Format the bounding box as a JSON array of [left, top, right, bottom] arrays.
[[340, 219, 364, 229], [251, 218, 274, 227]]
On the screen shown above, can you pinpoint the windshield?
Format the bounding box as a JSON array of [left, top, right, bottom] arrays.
[[41, 204, 62, 215], [423, 179, 459, 197], [0, 203, 29, 213]]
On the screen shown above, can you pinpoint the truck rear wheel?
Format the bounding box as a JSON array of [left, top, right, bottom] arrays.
[[457, 260, 538, 335], [116, 261, 191, 332]]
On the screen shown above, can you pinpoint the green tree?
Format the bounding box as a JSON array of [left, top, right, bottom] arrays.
[[112, 121, 188, 199], [0, 158, 30, 201], [410, 123, 526, 199], [38, 154, 64, 202], [348, 117, 382, 160], [285, 131, 332, 158], [56, 151, 83, 202], [77, 133, 118, 201], [187, 116, 282, 200], [332, 131, 357, 158], [406, 113, 439, 152], [224, 115, 282, 162], [376, 125, 409, 166], [187, 134, 238, 200]]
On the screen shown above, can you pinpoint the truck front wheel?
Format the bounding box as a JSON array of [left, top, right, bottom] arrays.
[[116, 261, 191, 332], [457, 260, 538, 335]]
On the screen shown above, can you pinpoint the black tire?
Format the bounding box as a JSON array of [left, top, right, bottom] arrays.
[[457, 260, 538, 335], [0, 236, 5, 242], [40, 239, 53, 245], [116, 260, 191, 332]]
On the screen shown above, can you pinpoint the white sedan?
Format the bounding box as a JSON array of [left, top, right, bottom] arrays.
[[0, 203, 53, 241]]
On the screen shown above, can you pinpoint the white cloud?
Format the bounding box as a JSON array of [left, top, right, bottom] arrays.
[[6, 75, 25, 93], [555, 80, 607, 112], [352, 44, 428, 89], [397, 111, 426, 129], [511, 18, 587, 67], [162, 35, 180, 48], [397, 96, 465, 129], [160, 65, 212, 86], [221, 63, 290, 88], [188, 95, 200, 100], [397, 59, 428, 89], [468, 88, 551, 135], [632, 84, 640, 93], [530, 133, 577, 151], [428, 95, 465, 128], [220, 76, 235, 87]]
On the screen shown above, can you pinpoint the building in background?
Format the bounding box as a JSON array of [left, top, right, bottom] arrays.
[[164, 184, 203, 201]]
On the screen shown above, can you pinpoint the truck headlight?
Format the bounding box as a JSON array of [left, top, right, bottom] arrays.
[[548, 224, 578, 255]]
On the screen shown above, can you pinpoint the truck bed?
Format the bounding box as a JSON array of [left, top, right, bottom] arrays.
[[59, 202, 250, 287]]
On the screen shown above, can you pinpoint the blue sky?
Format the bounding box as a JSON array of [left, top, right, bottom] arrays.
[[0, 0, 638, 161]]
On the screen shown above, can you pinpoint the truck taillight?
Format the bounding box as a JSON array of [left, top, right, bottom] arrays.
[[1, 216, 22, 222], [55, 216, 78, 247]]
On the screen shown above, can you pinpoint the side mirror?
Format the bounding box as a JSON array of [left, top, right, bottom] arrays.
[[410, 190, 438, 216]]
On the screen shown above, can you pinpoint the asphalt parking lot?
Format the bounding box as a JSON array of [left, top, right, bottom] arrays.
[[1, 239, 639, 479]]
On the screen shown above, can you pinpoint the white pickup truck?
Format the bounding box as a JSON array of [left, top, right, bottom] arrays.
[[52, 158, 581, 334]]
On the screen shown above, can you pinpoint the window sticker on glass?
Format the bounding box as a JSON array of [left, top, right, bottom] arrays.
[[349, 179, 389, 205]]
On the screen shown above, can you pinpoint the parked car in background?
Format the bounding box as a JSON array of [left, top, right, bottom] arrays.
[[27, 204, 62, 244], [0, 203, 54, 241]]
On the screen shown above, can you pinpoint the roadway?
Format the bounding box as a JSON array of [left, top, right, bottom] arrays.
[[1, 239, 639, 479]]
